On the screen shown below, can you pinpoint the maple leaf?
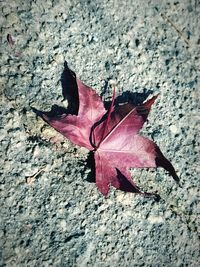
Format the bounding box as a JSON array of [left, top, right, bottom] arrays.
[[34, 62, 179, 200]]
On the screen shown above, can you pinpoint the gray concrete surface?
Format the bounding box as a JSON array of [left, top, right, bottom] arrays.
[[0, 0, 199, 266]]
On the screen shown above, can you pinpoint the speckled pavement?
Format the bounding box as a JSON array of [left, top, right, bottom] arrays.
[[0, 1, 199, 266]]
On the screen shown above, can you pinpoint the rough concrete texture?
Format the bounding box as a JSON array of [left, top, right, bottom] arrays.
[[0, 0, 199, 266]]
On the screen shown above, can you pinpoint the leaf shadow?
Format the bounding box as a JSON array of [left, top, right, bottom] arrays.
[[61, 61, 79, 115], [116, 89, 154, 106], [85, 151, 96, 183], [104, 89, 154, 110], [32, 61, 78, 118], [116, 169, 161, 201], [33, 62, 154, 120]]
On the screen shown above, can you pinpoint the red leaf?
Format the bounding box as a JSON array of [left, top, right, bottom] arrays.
[[39, 64, 106, 150], [35, 62, 179, 199]]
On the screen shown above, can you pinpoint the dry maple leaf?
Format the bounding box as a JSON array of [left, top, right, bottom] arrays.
[[34, 62, 179, 200]]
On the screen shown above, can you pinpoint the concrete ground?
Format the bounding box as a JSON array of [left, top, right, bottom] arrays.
[[0, 0, 199, 266]]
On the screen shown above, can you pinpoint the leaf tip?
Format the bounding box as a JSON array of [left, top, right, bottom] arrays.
[[143, 94, 159, 109]]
